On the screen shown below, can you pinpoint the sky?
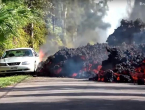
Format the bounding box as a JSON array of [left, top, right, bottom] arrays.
[[103, 0, 135, 40]]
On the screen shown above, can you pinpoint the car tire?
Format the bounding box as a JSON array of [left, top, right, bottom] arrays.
[[32, 62, 37, 76], [34, 61, 37, 71]]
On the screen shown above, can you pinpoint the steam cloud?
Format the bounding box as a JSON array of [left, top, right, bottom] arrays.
[[103, 0, 135, 41], [130, 0, 145, 22], [40, 0, 135, 59]]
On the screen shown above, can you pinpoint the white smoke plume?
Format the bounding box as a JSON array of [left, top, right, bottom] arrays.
[[102, 0, 135, 42], [39, 0, 135, 60]]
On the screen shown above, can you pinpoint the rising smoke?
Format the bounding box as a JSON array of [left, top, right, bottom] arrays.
[[129, 0, 145, 22], [103, 0, 135, 42], [40, 0, 135, 59]]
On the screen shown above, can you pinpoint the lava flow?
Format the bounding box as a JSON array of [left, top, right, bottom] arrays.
[[37, 19, 145, 85]]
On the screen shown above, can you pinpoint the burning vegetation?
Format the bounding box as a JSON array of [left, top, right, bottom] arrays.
[[37, 19, 145, 85]]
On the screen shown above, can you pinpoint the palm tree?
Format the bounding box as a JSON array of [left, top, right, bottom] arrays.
[[0, 0, 35, 41]]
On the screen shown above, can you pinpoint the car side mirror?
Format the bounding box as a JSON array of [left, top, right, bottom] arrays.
[[35, 54, 39, 57]]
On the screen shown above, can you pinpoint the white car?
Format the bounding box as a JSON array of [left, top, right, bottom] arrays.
[[0, 48, 40, 74]]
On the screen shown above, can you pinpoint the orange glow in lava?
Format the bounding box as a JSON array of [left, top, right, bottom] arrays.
[[39, 50, 45, 62], [117, 77, 120, 81], [55, 68, 62, 74], [72, 73, 77, 77]]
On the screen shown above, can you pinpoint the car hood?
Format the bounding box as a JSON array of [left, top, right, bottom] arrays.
[[0, 57, 34, 63]]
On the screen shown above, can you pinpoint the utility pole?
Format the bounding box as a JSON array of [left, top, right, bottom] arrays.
[[51, 0, 55, 32], [30, 0, 34, 48], [26, 0, 34, 48]]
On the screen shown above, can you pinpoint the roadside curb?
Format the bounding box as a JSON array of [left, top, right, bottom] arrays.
[[0, 75, 30, 99]]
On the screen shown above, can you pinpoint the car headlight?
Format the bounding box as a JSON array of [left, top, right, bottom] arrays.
[[0, 63, 7, 66], [22, 61, 31, 65]]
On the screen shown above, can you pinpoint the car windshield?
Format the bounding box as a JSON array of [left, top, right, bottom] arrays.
[[2, 49, 33, 58]]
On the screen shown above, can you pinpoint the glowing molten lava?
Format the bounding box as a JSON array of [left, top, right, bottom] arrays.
[[39, 50, 45, 62], [72, 73, 78, 77]]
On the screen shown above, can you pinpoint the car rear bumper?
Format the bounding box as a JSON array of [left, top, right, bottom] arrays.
[[0, 65, 34, 74]]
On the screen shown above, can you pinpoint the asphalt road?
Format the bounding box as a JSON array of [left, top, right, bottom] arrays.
[[0, 77, 145, 110]]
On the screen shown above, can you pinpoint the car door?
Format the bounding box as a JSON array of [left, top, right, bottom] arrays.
[[32, 49, 39, 67]]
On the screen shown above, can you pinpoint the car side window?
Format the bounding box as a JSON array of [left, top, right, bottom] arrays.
[[31, 49, 39, 57], [33, 51, 38, 57], [35, 52, 38, 57]]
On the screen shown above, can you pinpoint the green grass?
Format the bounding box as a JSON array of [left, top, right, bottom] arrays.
[[0, 75, 30, 88]]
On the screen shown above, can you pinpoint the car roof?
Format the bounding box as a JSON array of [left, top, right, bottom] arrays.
[[6, 48, 33, 51]]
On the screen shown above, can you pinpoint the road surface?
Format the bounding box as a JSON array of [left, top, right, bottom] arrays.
[[0, 77, 145, 110]]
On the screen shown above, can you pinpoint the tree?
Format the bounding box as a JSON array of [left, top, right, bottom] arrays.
[[50, 0, 110, 47], [0, 0, 111, 55], [129, 0, 145, 22], [0, 0, 48, 55], [0, 0, 34, 41]]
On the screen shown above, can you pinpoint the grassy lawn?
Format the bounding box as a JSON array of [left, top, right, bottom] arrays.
[[0, 75, 30, 88]]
